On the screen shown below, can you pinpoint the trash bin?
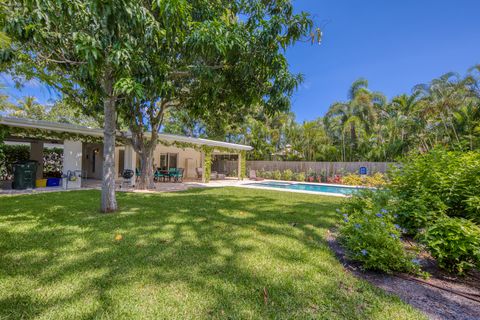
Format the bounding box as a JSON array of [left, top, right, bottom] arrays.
[[36, 179, 47, 188], [13, 160, 38, 189], [46, 178, 61, 187]]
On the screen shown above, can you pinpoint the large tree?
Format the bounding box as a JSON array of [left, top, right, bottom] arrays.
[[112, 0, 314, 189], [1, 0, 187, 210]]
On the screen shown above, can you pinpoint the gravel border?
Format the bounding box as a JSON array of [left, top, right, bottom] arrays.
[[326, 230, 480, 320]]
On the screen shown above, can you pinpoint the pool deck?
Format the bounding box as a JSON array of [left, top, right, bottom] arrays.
[[0, 178, 360, 197]]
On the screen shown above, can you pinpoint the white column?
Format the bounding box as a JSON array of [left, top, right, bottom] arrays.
[[237, 153, 242, 180], [124, 145, 137, 186], [63, 140, 83, 188], [30, 141, 44, 179]]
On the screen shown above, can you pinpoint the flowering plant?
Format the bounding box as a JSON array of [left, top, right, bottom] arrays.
[[338, 193, 422, 274]]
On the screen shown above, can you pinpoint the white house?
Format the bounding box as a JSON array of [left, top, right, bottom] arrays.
[[0, 116, 252, 186]]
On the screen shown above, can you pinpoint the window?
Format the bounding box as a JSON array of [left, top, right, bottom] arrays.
[[159, 153, 178, 170], [169, 153, 177, 169]]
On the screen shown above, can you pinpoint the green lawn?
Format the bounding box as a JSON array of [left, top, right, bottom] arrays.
[[0, 188, 424, 319]]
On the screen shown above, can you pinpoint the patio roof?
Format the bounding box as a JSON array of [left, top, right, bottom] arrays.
[[0, 116, 253, 151]]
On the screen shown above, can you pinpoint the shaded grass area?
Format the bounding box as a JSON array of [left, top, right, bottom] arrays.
[[0, 188, 425, 319]]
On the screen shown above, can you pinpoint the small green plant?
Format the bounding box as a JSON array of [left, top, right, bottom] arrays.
[[294, 172, 306, 181], [282, 169, 294, 181], [421, 217, 480, 274], [272, 170, 282, 180], [263, 171, 273, 179]]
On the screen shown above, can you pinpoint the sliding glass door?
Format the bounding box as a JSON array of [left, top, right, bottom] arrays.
[[159, 153, 178, 170]]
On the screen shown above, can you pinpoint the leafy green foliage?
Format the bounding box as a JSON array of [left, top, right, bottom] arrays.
[[202, 146, 213, 183], [187, 66, 480, 163], [0, 145, 63, 180], [0, 144, 29, 180], [421, 217, 480, 274], [281, 169, 293, 181], [272, 170, 282, 180], [390, 149, 480, 227], [293, 172, 306, 181], [342, 173, 388, 187], [339, 192, 420, 274]]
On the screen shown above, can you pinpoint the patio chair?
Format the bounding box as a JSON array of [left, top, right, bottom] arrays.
[[167, 168, 178, 182], [196, 167, 203, 179], [171, 168, 184, 182], [135, 168, 141, 182], [249, 170, 264, 181], [154, 169, 168, 182]]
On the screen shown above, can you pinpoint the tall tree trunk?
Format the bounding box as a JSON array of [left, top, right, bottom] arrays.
[[137, 145, 156, 190], [101, 75, 118, 213], [130, 125, 160, 190]]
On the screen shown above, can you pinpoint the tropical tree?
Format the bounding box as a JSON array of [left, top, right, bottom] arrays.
[[324, 79, 385, 161], [110, 0, 314, 189]]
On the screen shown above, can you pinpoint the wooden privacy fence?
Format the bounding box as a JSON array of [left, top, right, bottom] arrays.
[[220, 160, 395, 176]]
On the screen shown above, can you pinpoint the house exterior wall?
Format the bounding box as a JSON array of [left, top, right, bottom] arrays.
[[113, 143, 202, 179], [153, 145, 201, 179]]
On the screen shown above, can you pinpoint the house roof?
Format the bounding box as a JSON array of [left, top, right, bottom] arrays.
[[0, 116, 253, 151]]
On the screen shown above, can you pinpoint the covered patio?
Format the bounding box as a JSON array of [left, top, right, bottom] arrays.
[[0, 116, 252, 192]]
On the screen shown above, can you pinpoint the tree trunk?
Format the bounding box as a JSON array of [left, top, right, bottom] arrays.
[[101, 77, 118, 213], [137, 146, 156, 190]]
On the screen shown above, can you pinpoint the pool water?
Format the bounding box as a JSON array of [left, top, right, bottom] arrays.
[[245, 181, 361, 195]]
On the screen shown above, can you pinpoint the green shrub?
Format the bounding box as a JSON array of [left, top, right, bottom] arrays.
[[464, 196, 480, 223], [272, 170, 282, 180], [390, 149, 480, 224], [342, 173, 387, 187], [294, 172, 306, 182], [282, 169, 294, 181], [392, 188, 447, 235], [338, 200, 420, 274], [342, 174, 364, 186], [365, 172, 387, 187], [262, 171, 272, 179], [421, 217, 480, 274]]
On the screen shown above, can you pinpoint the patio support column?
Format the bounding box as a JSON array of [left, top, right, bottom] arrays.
[[201, 147, 212, 183], [124, 145, 137, 186], [64, 140, 83, 172], [237, 151, 246, 180], [30, 141, 44, 179], [237, 153, 242, 180]]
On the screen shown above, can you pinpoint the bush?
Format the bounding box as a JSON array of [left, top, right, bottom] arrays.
[[421, 217, 480, 274], [342, 173, 387, 187], [339, 196, 420, 274], [342, 174, 364, 186], [282, 169, 293, 181], [392, 189, 447, 234], [365, 172, 387, 187], [272, 170, 282, 180], [390, 148, 480, 224], [294, 172, 306, 182], [262, 171, 273, 179]]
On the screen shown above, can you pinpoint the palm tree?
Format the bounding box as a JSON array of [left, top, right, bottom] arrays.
[[324, 78, 385, 161]]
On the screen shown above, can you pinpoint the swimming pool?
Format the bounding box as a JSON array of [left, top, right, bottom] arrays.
[[244, 181, 362, 196]]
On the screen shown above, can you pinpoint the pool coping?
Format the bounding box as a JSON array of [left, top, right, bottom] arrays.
[[236, 179, 370, 197]]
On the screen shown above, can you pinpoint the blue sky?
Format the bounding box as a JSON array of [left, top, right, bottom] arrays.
[[288, 0, 480, 121], [2, 0, 480, 122]]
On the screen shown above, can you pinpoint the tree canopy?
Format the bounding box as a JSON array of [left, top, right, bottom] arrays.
[[168, 66, 480, 162]]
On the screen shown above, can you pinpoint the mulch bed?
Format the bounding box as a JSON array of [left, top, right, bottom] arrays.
[[326, 230, 480, 320]]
